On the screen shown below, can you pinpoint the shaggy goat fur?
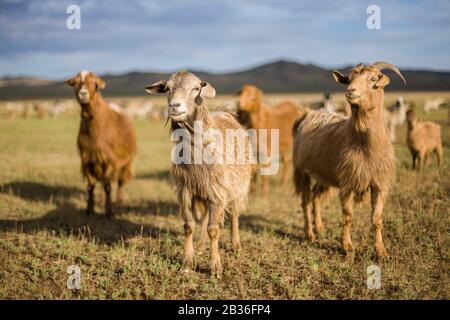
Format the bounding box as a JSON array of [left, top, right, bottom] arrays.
[[293, 62, 405, 257], [65, 71, 137, 218], [406, 109, 443, 170], [146, 71, 252, 278], [237, 84, 305, 194]]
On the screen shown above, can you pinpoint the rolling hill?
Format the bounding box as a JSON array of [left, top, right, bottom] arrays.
[[1, 60, 449, 100]]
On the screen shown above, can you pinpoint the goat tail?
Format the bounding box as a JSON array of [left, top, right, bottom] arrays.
[[354, 189, 370, 204], [292, 106, 308, 137]]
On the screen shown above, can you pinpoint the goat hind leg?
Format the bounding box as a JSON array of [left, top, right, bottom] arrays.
[[197, 211, 209, 255], [280, 152, 290, 184], [86, 175, 96, 216], [230, 203, 241, 252], [435, 146, 443, 167], [117, 163, 133, 204], [371, 188, 388, 258], [340, 192, 354, 254], [301, 176, 315, 241], [313, 184, 329, 235], [208, 203, 224, 278], [103, 178, 113, 219]]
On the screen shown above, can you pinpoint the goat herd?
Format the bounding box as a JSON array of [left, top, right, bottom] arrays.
[[57, 62, 446, 278]]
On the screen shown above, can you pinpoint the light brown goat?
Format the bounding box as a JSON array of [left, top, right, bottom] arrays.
[[146, 71, 252, 278], [237, 84, 304, 194], [293, 62, 406, 258], [406, 109, 443, 170], [65, 71, 137, 218]]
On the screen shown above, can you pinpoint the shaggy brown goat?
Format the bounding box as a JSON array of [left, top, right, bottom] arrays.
[[406, 109, 443, 170], [293, 62, 406, 258], [146, 71, 252, 278], [237, 84, 304, 194], [65, 71, 137, 218]]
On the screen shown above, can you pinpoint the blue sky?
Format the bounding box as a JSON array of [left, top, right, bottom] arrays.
[[0, 0, 449, 79]]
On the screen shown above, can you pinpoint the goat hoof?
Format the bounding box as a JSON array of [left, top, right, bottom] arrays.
[[306, 232, 316, 242], [375, 245, 388, 259], [342, 241, 354, 254], [315, 224, 324, 235], [231, 243, 241, 253], [180, 268, 191, 275], [182, 259, 193, 272], [210, 262, 223, 279], [197, 243, 206, 255]]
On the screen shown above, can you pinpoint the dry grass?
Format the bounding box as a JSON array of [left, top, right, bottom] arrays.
[[0, 93, 449, 299]]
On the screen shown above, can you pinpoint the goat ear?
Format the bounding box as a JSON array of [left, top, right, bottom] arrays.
[[64, 77, 77, 87], [145, 80, 167, 94], [332, 71, 349, 85], [200, 81, 216, 99], [374, 74, 390, 89], [95, 76, 106, 90]]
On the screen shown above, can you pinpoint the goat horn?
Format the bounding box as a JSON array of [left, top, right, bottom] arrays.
[[369, 61, 406, 84]]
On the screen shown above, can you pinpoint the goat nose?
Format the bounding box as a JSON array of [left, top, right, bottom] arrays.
[[170, 102, 181, 108], [347, 88, 356, 94]]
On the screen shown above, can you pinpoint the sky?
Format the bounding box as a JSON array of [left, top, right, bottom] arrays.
[[0, 0, 449, 79]]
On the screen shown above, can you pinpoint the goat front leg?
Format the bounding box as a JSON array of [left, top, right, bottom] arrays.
[[103, 178, 113, 219], [116, 180, 123, 205], [411, 153, 417, 170], [208, 203, 224, 278], [371, 187, 388, 258], [181, 201, 196, 273], [340, 192, 354, 254]]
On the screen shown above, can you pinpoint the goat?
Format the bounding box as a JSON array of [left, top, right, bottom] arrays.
[[423, 98, 447, 113], [293, 62, 406, 258], [145, 71, 252, 278], [237, 84, 304, 194], [384, 96, 408, 142], [309, 92, 351, 116], [406, 109, 443, 170], [122, 99, 154, 120], [65, 70, 137, 218]]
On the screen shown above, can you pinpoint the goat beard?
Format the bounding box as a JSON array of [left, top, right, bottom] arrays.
[[350, 101, 377, 133]]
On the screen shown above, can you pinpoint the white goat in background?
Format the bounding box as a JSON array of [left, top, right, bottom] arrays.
[[384, 96, 408, 142]]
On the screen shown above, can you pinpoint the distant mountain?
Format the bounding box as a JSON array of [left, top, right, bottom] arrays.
[[0, 76, 55, 88], [0, 60, 449, 100]]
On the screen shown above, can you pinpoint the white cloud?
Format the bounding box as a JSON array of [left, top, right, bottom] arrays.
[[0, 0, 449, 77]]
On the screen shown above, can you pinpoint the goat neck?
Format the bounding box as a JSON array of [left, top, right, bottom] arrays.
[[349, 89, 388, 148], [80, 92, 103, 120]]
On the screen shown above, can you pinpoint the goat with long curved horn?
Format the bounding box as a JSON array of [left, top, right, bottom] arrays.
[[369, 61, 406, 84]]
